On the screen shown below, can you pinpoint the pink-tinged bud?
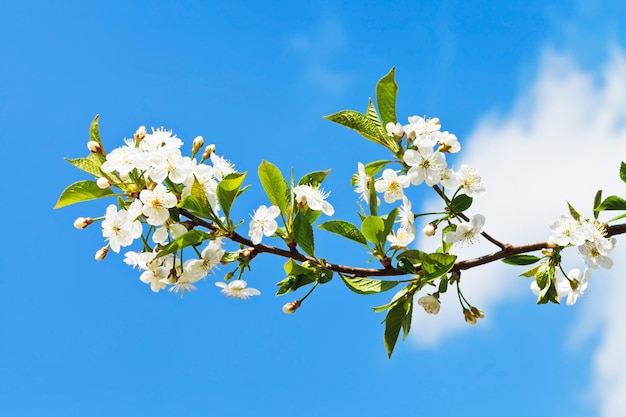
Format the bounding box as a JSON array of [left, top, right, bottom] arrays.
[[423, 223, 437, 237], [201, 144, 216, 160], [192, 136, 204, 154], [74, 217, 93, 229], [96, 177, 111, 189], [282, 300, 301, 314], [87, 141, 102, 154], [95, 247, 109, 260]]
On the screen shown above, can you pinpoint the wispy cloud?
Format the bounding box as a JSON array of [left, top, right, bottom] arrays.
[[287, 19, 351, 95], [410, 47, 626, 415]]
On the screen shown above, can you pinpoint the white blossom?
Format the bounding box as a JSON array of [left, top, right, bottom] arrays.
[[418, 295, 441, 314], [249, 205, 280, 245], [293, 184, 334, 216], [374, 169, 410, 204], [443, 214, 485, 246], [404, 146, 447, 186], [139, 184, 178, 226], [215, 280, 261, 300]]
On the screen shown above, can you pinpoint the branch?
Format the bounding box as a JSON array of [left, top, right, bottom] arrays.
[[179, 208, 626, 278]]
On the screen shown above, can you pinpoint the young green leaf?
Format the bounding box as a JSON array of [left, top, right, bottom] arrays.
[[340, 275, 400, 295], [375, 67, 398, 129], [318, 220, 369, 247], [64, 153, 106, 177], [323, 110, 386, 145], [567, 201, 581, 221], [258, 161, 290, 215], [216, 172, 247, 218], [361, 216, 386, 245], [502, 254, 542, 266], [366, 100, 388, 143], [382, 208, 399, 240], [596, 195, 626, 211], [450, 194, 473, 214], [54, 180, 115, 209], [593, 190, 602, 219], [298, 169, 331, 187], [384, 300, 407, 358], [421, 253, 457, 281], [155, 229, 213, 258], [364, 160, 392, 178], [401, 297, 413, 341], [620, 162, 626, 184], [89, 114, 102, 146], [293, 212, 315, 257]]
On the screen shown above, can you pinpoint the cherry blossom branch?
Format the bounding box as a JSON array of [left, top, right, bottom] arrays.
[[179, 208, 626, 278]]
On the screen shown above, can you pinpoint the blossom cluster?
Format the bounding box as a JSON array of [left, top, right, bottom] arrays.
[[80, 126, 260, 298], [534, 215, 617, 305]]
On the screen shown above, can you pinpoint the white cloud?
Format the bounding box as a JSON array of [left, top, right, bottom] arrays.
[[410, 47, 626, 416]]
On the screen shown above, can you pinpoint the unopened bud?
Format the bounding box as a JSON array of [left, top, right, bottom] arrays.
[[463, 309, 477, 325], [470, 306, 484, 319], [87, 141, 102, 154], [134, 126, 147, 142], [282, 300, 301, 314], [96, 177, 111, 189], [74, 217, 93, 229], [417, 295, 441, 315], [201, 144, 216, 160], [423, 223, 437, 237], [192, 136, 204, 154], [95, 247, 109, 261]]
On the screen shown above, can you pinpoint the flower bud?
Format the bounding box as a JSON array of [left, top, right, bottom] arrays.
[[95, 247, 109, 261], [282, 300, 301, 314], [463, 309, 477, 325], [87, 141, 102, 154], [96, 177, 111, 189], [134, 126, 147, 142], [74, 217, 93, 229], [470, 306, 484, 319], [417, 295, 441, 315], [423, 223, 437, 237], [201, 144, 216, 160], [192, 136, 204, 154]]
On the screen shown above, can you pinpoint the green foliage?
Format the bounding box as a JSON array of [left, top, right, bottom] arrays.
[[620, 161, 626, 184], [596, 195, 626, 211], [179, 177, 214, 219], [216, 172, 247, 218], [450, 194, 473, 214], [276, 259, 317, 295], [89, 114, 102, 146], [502, 254, 542, 266], [65, 153, 106, 177], [375, 67, 398, 129], [323, 110, 386, 146], [420, 253, 457, 282], [361, 216, 386, 245], [298, 169, 331, 187], [293, 212, 315, 256], [340, 275, 400, 295], [593, 190, 602, 219], [318, 220, 369, 247], [54, 180, 115, 209], [156, 229, 213, 258], [567, 201, 581, 221], [258, 160, 290, 215]]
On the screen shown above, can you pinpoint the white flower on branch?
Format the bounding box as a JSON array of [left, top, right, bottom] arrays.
[[443, 214, 485, 246], [215, 280, 260, 300]]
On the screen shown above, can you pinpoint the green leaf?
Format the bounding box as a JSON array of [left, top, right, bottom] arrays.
[[596, 195, 626, 211], [384, 300, 407, 358], [620, 162, 626, 184], [535, 262, 553, 290], [65, 153, 106, 177], [382, 208, 399, 240], [323, 110, 386, 145], [298, 169, 331, 187], [593, 190, 602, 219], [366, 99, 387, 141], [89, 114, 102, 146], [361, 216, 386, 244], [318, 269, 333, 284], [318, 220, 369, 247], [156, 229, 213, 258], [178, 177, 214, 219], [421, 253, 457, 281], [372, 286, 409, 313], [364, 160, 391, 178], [502, 254, 542, 266], [340, 275, 400, 295], [258, 161, 290, 215], [567, 201, 581, 221], [293, 212, 315, 257], [396, 258, 418, 274], [450, 194, 473, 214], [395, 249, 427, 264], [54, 180, 115, 209], [216, 172, 247, 218], [520, 263, 543, 278], [276, 259, 317, 295], [440, 224, 456, 253], [401, 297, 413, 341], [438, 276, 449, 294], [376, 67, 398, 129]]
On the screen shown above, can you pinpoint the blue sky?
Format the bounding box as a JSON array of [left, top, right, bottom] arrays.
[[3, 1, 626, 416]]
